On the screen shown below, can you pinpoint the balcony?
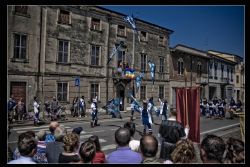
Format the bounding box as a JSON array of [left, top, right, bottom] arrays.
[[221, 77, 230, 84], [196, 76, 208, 85]]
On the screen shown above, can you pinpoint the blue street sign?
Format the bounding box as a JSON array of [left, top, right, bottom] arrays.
[[75, 77, 80, 86]]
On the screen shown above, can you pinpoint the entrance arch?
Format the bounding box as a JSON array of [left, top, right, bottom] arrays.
[[116, 83, 125, 111]]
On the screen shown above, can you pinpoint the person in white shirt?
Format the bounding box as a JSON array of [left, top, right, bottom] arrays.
[[33, 96, 40, 126], [90, 96, 99, 128], [8, 131, 37, 164]]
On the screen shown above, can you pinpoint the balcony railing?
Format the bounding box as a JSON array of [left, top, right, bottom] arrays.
[[221, 77, 230, 84]]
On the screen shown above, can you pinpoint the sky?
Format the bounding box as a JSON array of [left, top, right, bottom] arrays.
[[101, 5, 244, 59]]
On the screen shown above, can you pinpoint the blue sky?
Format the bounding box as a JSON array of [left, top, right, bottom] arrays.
[[101, 5, 244, 58]]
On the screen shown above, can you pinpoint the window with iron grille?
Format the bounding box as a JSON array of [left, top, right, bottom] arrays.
[[91, 83, 99, 99], [159, 85, 164, 99], [140, 85, 146, 100], [57, 82, 68, 101], [91, 45, 100, 65], [159, 36, 164, 45], [58, 40, 69, 63], [140, 31, 147, 42], [221, 64, 224, 78], [231, 68, 233, 81], [117, 50, 125, 67], [178, 58, 184, 75], [197, 62, 202, 76], [159, 57, 164, 73], [15, 6, 28, 15], [58, 10, 70, 25], [91, 18, 100, 30], [14, 34, 27, 59], [209, 62, 213, 77], [236, 75, 239, 83], [214, 63, 218, 79], [117, 25, 126, 37], [141, 54, 147, 72]]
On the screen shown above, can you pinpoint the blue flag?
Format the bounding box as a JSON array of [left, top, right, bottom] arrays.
[[148, 60, 156, 85]]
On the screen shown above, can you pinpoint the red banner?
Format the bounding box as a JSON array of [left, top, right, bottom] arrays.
[[176, 87, 200, 143]]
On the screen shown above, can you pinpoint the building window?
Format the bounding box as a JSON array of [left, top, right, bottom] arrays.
[[117, 25, 126, 37], [91, 18, 100, 31], [221, 64, 224, 78], [14, 6, 28, 15], [14, 34, 27, 59], [140, 31, 147, 42], [58, 10, 70, 25], [57, 82, 68, 101], [231, 68, 233, 81], [91, 45, 100, 66], [117, 50, 125, 67], [197, 62, 202, 76], [237, 90, 240, 100], [209, 62, 213, 78], [140, 85, 146, 100], [159, 57, 164, 73], [58, 40, 69, 63], [141, 54, 147, 72], [227, 67, 229, 79], [159, 85, 164, 99], [214, 63, 218, 79], [159, 36, 164, 46], [91, 83, 99, 99], [178, 58, 184, 75], [236, 75, 239, 83]]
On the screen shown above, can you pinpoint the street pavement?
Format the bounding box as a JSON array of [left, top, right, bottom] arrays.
[[8, 110, 241, 163]]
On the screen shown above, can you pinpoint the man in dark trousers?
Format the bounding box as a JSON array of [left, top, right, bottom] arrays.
[[158, 108, 189, 161]]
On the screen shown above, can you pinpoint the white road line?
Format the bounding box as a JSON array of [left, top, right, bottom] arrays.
[[16, 127, 72, 134], [101, 144, 117, 151], [12, 124, 63, 131], [200, 123, 240, 135]]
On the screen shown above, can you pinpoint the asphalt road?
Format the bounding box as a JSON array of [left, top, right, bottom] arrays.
[[8, 111, 240, 156]]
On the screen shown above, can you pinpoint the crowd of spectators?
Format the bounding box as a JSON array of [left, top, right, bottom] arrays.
[[7, 119, 244, 164]]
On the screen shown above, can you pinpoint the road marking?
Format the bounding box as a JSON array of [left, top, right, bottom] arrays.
[[101, 144, 117, 151], [12, 124, 64, 131], [16, 127, 72, 134], [200, 123, 240, 135]]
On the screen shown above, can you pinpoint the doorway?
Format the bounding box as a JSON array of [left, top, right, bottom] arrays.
[[116, 84, 125, 111]]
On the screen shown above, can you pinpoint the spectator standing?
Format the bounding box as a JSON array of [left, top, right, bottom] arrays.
[[78, 141, 96, 164], [158, 109, 189, 161], [33, 130, 48, 163], [223, 137, 245, 164], [46, 126, 66, 163], [51, 97, 59, 120], [16, 98, 25, 121], [88, 135, 106, 163], [8, 131, 37, 164], [200, 134, 226, 163], [124, 122, 140, 152], [170, 139, 196, 163], [12, 131, 36, 160], [45, 121, 59, 143], [79, 96, 86, 117], [106, 127, 142, 164], [58, 133, 80, 163], [140, 134, 160, 164]]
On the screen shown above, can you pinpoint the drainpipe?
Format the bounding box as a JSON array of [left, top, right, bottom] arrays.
[[106, 14, 111, 104], [37, 7, 43, 98]]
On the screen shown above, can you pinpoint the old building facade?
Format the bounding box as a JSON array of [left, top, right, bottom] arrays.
[[169, 44, 210, 108], [8, 5, 173, 110], [207, 51, 237, 103]]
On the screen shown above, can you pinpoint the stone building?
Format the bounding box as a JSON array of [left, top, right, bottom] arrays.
[[207, 51, 237, 103], [207, 50, 244, 104], [7, 5, 173, 110], [169, 44, 210, 108]]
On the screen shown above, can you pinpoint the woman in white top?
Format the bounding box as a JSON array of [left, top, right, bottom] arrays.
[[33, 96, 40, 125]]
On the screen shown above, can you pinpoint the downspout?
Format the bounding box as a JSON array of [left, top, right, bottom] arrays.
[[37, 7, 43, 98], [106, 14, 111, 104]]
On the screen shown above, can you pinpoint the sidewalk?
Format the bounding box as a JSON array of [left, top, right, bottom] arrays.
[[11, 110, 131, 127]]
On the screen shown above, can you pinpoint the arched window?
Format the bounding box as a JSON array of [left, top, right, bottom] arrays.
[[178, 58, 184, 75]]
